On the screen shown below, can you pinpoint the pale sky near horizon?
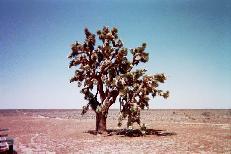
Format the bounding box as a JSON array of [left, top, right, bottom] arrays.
[[0, 0, 230, 109]]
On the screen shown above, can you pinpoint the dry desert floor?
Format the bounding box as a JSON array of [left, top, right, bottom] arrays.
[[0, 109, 230, 154]]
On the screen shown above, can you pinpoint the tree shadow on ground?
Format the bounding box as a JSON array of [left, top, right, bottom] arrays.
[[0, 150, 17, 154], [86, 129, 176, 137]]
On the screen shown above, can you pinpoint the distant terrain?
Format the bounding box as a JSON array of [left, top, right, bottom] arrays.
[[0, 109, 230, 153]]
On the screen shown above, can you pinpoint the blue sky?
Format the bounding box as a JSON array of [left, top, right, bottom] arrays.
[[0, 0, 230, 109]]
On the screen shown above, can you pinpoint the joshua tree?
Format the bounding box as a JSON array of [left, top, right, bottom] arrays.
[[68, 26, 169, 133]]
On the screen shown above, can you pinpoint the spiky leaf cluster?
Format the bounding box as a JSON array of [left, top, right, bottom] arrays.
[[117, 70, 169, 127]]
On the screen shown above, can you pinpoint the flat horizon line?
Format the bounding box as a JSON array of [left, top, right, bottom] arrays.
[[0, 108, 230, 110]]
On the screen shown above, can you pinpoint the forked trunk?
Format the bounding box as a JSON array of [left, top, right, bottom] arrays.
[[96, 112, 107, 134]]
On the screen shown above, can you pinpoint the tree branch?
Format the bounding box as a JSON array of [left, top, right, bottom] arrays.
[[96, 75, 106, 102]]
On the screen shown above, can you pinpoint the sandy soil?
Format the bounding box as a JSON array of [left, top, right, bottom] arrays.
[[0, 109, 230, 154]]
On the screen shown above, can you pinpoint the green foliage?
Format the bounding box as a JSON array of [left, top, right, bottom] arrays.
[[68, 26, 169, 127]]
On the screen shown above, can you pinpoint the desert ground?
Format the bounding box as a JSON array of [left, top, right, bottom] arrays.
[[0, 109, 230, 154]]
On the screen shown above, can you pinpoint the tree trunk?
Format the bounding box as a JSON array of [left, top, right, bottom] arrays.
[[96, 112, 107, 134]]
